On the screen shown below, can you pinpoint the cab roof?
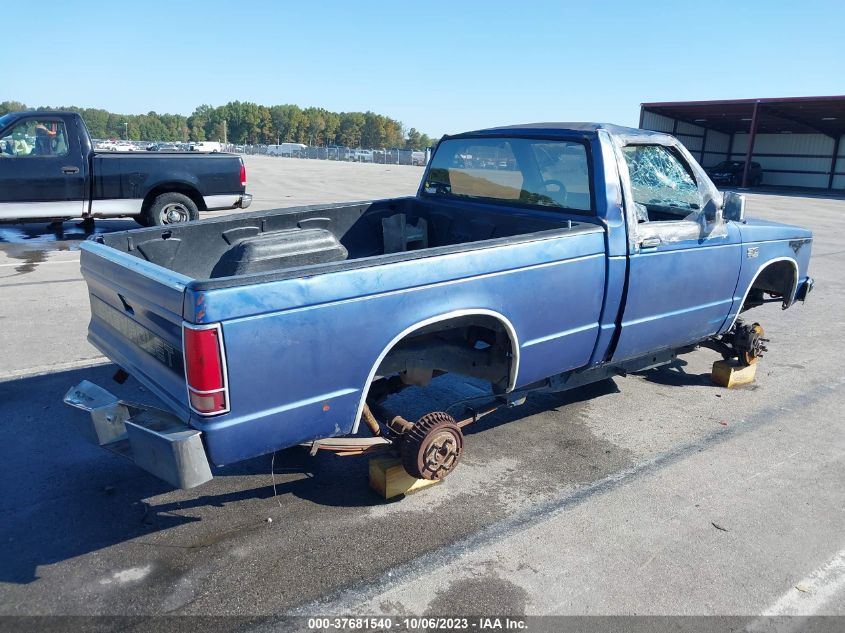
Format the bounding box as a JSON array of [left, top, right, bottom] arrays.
[[446, 122, 673, 143], [2, 110, 80, 119]]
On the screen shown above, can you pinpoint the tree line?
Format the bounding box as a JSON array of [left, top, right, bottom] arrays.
[[0, 100, 435, 150]]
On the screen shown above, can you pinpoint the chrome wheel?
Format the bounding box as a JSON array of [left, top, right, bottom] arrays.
[[159, 202, 190, 224]]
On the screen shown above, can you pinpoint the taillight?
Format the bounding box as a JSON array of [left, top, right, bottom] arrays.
[[239, 160, 246, 187], [183, 323, 229, 415]]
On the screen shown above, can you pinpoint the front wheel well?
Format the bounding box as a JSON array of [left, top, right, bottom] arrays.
[[744, 259, 798, 310], [141, 184, 206, 214]]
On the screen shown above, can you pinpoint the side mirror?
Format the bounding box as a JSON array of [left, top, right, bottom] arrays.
[[723, 191, 746, 222], [703, 198, 721, 223]]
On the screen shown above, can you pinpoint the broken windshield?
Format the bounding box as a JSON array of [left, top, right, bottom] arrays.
[[622, 145, 703, 218]]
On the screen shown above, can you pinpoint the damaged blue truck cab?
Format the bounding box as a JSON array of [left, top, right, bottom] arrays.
[[66, 123, 813, 488]]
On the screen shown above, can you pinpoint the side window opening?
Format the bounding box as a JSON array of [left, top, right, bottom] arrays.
[[531, 142, 591, 211], [0, 119, 69, 158], [621, 142, 728, 246]]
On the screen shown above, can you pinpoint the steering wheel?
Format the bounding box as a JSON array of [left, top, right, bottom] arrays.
[[542, 179, 566, 193]]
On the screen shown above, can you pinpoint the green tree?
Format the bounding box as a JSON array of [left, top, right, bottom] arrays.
[[323, 111, 341, 146], [361, 112, 383, 148], [269, 104, 306, 143], [207, 105, 229, 142], [81, 109, 110, 138], [258, 106, 274, 144], [338, 112, 365, 147], [405, 128, 421, 150], [0, 99, 433, 148], [303, 107, 326, 145], [188, 104, 213, 141], [0, 101, 27, 116]]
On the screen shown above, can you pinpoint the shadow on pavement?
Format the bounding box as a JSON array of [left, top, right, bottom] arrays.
[[636, 358, 714, 388], [0, 363, 626, 584]]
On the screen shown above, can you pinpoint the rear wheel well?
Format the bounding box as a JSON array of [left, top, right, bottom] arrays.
[[142, 184, 206, 214], [744, 259, 798, 310], [372, 314, 516, 396]]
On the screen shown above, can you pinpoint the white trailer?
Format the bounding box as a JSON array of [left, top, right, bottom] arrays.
[[190, 141, 223, 152], [267, 143, 307, 156]]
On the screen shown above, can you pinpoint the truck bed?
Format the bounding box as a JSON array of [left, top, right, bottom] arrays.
[[91, 197, 593, 286], [81, 197, 606, 465]]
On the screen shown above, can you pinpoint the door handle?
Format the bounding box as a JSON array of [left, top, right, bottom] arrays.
[[61, 166, 80, 174], [640, 237, 661, 249], [117, 294, 134, 315]]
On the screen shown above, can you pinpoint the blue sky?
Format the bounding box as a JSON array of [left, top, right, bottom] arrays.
[[1, 0, 843, 136]]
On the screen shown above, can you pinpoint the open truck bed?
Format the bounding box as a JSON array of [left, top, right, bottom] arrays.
[[91, 196, 592, 283]]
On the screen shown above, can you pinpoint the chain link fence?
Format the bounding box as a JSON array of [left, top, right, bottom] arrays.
[[88, 139, 430, 165], [228, 143, 429, 166]]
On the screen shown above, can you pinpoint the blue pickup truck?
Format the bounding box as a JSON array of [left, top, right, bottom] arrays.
[[65, 123, 813, 489]]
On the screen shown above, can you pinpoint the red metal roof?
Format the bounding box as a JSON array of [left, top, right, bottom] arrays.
[[641, 96, 845, 137]]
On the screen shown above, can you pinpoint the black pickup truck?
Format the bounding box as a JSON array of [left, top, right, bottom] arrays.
[[0, 111, 251, 226]]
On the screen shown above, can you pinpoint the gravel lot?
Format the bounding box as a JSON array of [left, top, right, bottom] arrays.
[[0, 156, 843, 623]]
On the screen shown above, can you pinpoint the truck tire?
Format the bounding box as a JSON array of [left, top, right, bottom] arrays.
[[133, 214, 151, 227], [145, 192, 199, 226]]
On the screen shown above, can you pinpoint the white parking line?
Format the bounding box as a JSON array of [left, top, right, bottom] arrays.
[[0, 259, 79, 268], [747, 548, 845, 630], [0, 357, 108, 381]]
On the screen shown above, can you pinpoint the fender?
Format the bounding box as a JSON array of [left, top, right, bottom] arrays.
[[351, 309, 521, 434], [724, 256, 799, 332]]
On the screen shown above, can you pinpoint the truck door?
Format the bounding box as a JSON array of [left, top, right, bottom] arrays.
[[0, 116, 86, 219], [612, 142, 742, 361]]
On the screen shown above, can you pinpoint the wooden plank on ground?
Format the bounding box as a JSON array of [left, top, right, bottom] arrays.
[[369, 456, 441, 499], [711, 359, 758, 388]]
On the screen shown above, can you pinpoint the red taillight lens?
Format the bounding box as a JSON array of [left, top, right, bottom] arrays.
[[183, 324, 228, 415], [240, 161, 246, 187], [184, 327, 223, 390]]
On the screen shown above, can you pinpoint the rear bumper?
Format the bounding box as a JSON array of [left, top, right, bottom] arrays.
[[64, 380, 212, 489], [203, 193, 252, 211], [238, 193, 252, 209]]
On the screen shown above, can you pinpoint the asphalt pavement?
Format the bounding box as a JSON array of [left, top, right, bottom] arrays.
[[0, 157, 842, 623]]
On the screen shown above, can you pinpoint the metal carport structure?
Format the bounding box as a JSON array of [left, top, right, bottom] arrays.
[[640, 96, 845, 190]]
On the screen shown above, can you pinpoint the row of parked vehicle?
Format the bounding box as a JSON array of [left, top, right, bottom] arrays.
[[95, 140, 224, 153], [259, 144, 427, 165]]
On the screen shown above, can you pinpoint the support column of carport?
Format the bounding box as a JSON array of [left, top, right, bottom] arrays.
[[741, 100, 761, 188], [829, 134, 841, 190]]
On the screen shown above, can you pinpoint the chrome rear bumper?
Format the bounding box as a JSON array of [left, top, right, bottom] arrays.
[[64, 380, 212, 489]]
